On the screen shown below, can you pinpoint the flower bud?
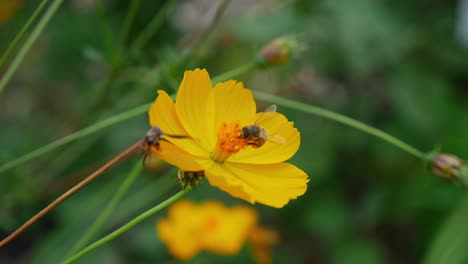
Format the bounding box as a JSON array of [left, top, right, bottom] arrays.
[[177, 170, 205, 187], [259, 35, 306, 67], [432, 153, 468, 185]]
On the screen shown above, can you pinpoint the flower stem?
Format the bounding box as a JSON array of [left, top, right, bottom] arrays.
[[64, 160, 143, 259], [0, 141, 143, 248], [253, 91, 430, 161], [0, 0, 50, 70], [0, 103, 150, 174], [0, 0, 64, 95], [119, 0, 140, 48], [212, 59, 261, 84], [186, 0, 231, 65], [130, 0, 178, 52], [63, 188, 190, 264]]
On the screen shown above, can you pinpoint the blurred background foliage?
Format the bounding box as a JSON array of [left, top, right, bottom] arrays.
[[1, 0, 468, 263]]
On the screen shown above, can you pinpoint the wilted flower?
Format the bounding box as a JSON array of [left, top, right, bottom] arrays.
[[157, 200, 277, 263], [148, 69, 308, 208]]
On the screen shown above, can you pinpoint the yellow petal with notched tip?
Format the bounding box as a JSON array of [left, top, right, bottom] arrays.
[[204, 160, 308, 208], [175, 69, 216, 152]]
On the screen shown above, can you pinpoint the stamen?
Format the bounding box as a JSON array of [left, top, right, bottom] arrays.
[[211, 121, 248, 163]]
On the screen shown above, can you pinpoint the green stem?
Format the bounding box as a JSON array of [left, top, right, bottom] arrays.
[[253, 91, 429, 161], [0, 103, 150, 174], [212, 59, 261, 84], [130, 0, 178, 52], [0, 0, 50, 69], [64, 160, 143, 259], [187, 0, 231, 65], [119, 0, 140, 48], [423, 193, 468, 264], [63, 188, 190, 264], [0, 0, 64, 95]]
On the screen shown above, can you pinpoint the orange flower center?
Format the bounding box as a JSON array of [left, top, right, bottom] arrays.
[[211, 121, 248, 163], [205, 215, 220, 231]]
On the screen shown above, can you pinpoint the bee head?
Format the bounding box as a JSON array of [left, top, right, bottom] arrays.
[[145, 126, 164, 143]]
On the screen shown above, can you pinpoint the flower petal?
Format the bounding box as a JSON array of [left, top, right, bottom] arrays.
[[151, 141, 203, 171], [157, 200, 202, 260], [202, 204, 257, 255], [149, 90, 185, 134], [175, 69, 216, 152], [228, 112, 300, 164], [213, 80, 256, 130], [203, 161, 309, 208], [149, 90, 207, 157]]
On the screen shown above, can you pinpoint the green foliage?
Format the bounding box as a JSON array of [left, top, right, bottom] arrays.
[[1, 0, 468, 263]]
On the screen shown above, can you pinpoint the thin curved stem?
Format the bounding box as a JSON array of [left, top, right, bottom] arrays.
[[0, 0, 50, 69], [0, 141, 142, 248], [0, 0, 64, 95], [64, 159, 143, 259], [119, 0, 140, 48], [130, 0, 178, 52], [212, 59, 261, 84], [187, 0, 231, 65], [64, 188, 190, 264], [0, 103, 150, 174], [253, 91, 429, 161]]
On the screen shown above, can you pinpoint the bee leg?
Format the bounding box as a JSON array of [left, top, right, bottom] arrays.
[[142, 145, 152, 167], [154, 141, 161, 151]]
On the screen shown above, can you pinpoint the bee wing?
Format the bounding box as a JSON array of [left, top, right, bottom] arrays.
[[264, 104, 277, 113], [267, 134, 286, 145], [254, 104, 278, 125]]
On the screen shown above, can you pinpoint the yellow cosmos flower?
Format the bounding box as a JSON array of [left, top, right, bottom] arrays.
[[149, 68, 309, 208], [157, 200, 258, 260]]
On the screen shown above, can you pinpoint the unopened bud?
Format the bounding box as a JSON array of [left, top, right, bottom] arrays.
[[177, 170, 205, 187], [432, 153, 468, 185], [259, 35, 306, 67]]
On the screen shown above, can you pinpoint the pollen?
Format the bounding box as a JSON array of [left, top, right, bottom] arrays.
[[211, 121, 248, 163]]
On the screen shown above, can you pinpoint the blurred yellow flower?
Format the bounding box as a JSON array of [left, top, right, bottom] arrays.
[[248, 226, 278, 264], [157, 200, 278, 263], [0, 0, 21, 24], [149, 69, 309, 208], [157, 200, 258, 260]]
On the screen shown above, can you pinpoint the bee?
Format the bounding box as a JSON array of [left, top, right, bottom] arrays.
[[240, 104, 286, 148], [142, 126, 188, 164]]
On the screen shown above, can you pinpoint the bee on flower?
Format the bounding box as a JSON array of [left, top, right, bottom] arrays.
[[240, 104, 286, 149], [148, 68, 309, 208]]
